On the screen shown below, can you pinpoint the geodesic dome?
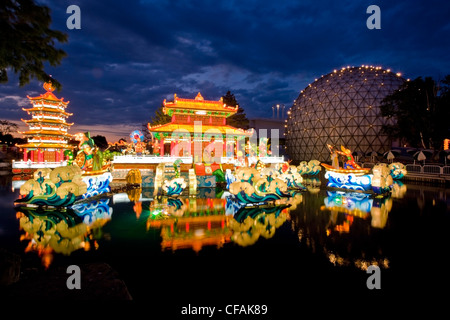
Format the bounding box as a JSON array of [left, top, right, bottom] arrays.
[[286, 66, 405, 163]]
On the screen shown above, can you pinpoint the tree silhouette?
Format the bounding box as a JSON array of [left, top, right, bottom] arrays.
[[148, 103, 171, 127], [0, 120, 18, 135], [223, 91, 249, 129], [0, 0, 68, 90], [92, 135, 108, 150], [380, 75, 450, 149]]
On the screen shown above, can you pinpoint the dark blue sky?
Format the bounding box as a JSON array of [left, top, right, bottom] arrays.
[[1, 0, 449, 141]]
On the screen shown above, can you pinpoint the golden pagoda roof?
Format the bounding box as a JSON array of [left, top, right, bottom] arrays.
[[160, 233, 232, 252], [19, 129, 73, 137], [149, 214, 229, 228], [148, 123, 253, 136], [22, 106, 72, 117], [163, 93, 238, 114], [16, 142, 75, 149], [156, 215, 233, 252], [27, 81, 69, 105], [22, 118, 74, 126]]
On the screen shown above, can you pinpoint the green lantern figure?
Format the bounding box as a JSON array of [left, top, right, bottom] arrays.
[[64, 150, 74, 165], [73, 132, 103, 171]]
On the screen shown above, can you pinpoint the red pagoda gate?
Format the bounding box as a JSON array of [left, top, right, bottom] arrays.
[[148, 93, 252, 163]]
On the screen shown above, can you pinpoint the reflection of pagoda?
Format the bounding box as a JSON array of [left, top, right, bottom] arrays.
[[14, 81, 74, 173], [148, 93, 253, 161], [147, 198, 232, 252]]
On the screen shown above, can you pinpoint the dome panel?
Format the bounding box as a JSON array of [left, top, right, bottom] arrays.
[[286, 66, 404, 162]]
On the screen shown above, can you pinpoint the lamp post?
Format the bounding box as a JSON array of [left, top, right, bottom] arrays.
[[272, 104, 286, 119]]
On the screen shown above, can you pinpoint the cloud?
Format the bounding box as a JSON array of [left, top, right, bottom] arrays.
[[70, 123, 140, 142], [2, 0, 449, 134], [0, 95, 30, 106]]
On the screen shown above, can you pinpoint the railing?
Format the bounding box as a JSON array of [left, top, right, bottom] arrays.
[[405, 164, 422, 173], [112, 155, 193, 164], [423, 165, 442, 175], [12, 160, 68, 169], [258, 156, 285, 163], [113, 154, 285, 165], [404, 164, 450, 176]]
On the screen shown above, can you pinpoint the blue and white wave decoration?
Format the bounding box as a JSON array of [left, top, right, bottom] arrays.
[[233, 188, 290, 205], [225, 169, 237, 190], [71, 198, 113, 225], [225, 195, 245, 215], [81, 172, 113, 199], [324, 191, 373, 213], [324, 171, 373, 192], [389, 162, 407, 180], [162, 177, 187, 197]]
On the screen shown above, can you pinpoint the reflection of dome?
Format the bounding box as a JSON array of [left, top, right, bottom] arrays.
[[286, 66, 405, 162]]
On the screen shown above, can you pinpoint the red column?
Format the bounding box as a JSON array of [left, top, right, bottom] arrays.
[[23, 149, 28, 161], [37, 150, 41, 163], [31, 150, 34, 162], [160, 137, 164, 157], [60, 149, 64, 162], [223, 138, 226, 157]]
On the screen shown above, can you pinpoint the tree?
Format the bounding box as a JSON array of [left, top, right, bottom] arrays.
[[141, 122, 152, 142], [0, 120, 18, 135], [380, 76, 450, 150], [0, 0, 68, 90], [91, 135, 108, 150], [0, 133, 14, 144], [223, 91, 249, 129], [148, 103, 171, 127]]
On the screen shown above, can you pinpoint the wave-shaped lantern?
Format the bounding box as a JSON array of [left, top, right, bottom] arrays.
[[228, 167, 291, 205]]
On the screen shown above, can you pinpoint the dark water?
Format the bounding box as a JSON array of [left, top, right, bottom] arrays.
[[1, 174, 449, 313]]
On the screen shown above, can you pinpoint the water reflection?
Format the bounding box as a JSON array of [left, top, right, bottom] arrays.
[[4, 175, 420, 274], [127, 187, 143, 219], [321, 191, 392, 230], [15, 199, 112, 268], [146, 193, 294, 252], [290, 190, 394, 271], [230, 205, 290, 246], [146, 197, 231, 252], [302, 177, 322, 194], [391, 180, 407, 199]]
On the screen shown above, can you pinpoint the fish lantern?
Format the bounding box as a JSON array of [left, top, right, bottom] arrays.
[[126, 169, 142, 185]]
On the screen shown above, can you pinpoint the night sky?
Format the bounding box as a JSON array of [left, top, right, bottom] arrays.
[[1, 0, 449, 141]]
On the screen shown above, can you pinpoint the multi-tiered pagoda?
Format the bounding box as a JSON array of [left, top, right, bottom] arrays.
[[148, 92, 252, 162], [16, 81, 74, 165]]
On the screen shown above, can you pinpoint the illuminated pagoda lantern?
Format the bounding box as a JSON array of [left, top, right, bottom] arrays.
[[13, 81, 74, 174], [148, 93, 253, 163]]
